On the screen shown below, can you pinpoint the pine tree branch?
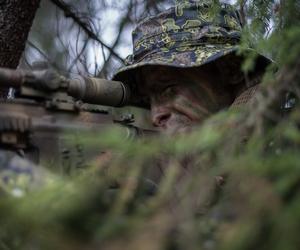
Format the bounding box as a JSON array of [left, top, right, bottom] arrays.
[[49, 0, 125, 64], [99, 1, 133, 77]]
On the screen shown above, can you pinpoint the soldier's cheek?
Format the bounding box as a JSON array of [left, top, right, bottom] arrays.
[[172, 95, 210, 122], [163, 112, 192, 135]]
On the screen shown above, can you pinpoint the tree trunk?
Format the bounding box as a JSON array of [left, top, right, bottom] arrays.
[[0, 0, 41, 97]]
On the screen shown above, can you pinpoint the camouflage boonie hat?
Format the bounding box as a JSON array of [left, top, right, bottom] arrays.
[[113, 0, 270, 101]]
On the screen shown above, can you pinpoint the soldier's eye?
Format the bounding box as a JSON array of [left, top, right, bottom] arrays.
[[160, 84, 178, 97], [162, 84, 177, 92]]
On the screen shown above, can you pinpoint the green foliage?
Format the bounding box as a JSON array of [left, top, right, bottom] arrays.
[[1, 0, 300, 249]]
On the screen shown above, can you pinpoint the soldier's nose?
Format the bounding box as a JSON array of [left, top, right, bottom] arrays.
[[151, 108, 171, 128]]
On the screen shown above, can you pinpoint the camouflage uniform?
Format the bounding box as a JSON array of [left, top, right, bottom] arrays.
[[113, 0, 271, 107], [0, 150, 51, 196]]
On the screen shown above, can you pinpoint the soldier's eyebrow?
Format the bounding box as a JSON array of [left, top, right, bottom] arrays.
[[139, 66, 184, 93]]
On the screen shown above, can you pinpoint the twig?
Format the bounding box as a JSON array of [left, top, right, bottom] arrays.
[[49, 0, 125, 64], [99, 0, 133, 77]]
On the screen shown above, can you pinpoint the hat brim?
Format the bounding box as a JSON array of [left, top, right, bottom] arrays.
[[113, 44, 271, 83], [113, 45, 272, 109]]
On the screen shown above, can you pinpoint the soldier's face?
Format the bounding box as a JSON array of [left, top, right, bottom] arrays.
[[140, 66, 231, 135]]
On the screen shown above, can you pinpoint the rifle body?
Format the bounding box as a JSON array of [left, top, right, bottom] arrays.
[[0, 66, 155, 174]]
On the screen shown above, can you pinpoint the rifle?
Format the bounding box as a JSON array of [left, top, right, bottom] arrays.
[[0, 64, 155, 174]]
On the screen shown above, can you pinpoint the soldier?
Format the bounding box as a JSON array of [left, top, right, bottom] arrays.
[[113, 0, 271, 135]]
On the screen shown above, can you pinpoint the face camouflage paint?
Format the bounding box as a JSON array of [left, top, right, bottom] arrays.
[[141, 66, 232, 134]]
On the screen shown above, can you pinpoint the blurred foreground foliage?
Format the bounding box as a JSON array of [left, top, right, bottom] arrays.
[[1, 0, 300, 249]]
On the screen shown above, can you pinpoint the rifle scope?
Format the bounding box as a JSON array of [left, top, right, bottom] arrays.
[[68, 76, 130, 107], [0, 67, 131, 107]]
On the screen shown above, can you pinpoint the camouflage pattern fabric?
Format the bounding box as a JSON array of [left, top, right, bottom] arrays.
[[231, 85, 260, 109], [113, 0, 270, 104], [0, 150, 51, 197]]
